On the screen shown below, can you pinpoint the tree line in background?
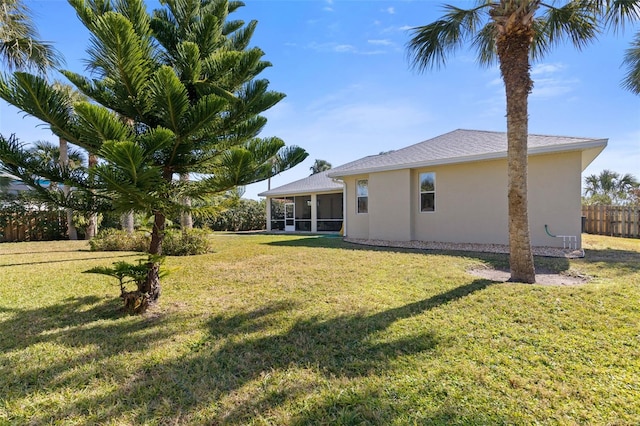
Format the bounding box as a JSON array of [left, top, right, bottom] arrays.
[[583, 169, 640, 206]]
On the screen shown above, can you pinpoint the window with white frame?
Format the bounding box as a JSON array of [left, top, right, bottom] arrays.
[[420, 172, 435, 212], [356, 179, 368, 214]]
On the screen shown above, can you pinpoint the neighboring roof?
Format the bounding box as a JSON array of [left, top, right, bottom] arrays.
[[328, 129, 607, 178], [258, 170, 344, 197]]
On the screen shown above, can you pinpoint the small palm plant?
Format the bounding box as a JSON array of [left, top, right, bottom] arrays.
[[85, 256, 166, 315]]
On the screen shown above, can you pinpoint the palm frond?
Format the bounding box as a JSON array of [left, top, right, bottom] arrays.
[[407, 3, 489, 71], [537, 0, 600, 55], [622, 31, 640, 94], [603, 0, 640, 30], [0, 0, 62, 72], [472, 21, 498, 66]]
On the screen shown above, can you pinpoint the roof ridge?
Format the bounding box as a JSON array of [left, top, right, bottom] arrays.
[[455, 128, 602, 141]]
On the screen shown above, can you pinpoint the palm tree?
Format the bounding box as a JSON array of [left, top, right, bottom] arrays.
[[0, 0, 60, 72], [584, 169, 639, 205], [310, 159, 332, 175], [407, 0, 635, 283], [0, 0, 307, 311]]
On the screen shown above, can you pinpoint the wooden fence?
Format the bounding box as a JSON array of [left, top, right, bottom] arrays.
[[0, 211, 67, 242], [582, 205, 640, 238]]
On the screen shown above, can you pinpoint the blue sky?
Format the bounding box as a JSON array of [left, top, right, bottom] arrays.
[[1, 0, 638, 199]]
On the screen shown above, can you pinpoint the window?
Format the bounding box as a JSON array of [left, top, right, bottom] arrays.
[[420, 172, 435, 212], [356, 179, 368, 214]]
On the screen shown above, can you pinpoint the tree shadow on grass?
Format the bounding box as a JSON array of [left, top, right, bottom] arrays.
[[187, 278, 495, 424], [290, 387, 510, 425], [580, 247, 640, 276], [9, 279, 496, 425], [0, 296, 176, 422], [0, 253, 140, 268], [264, 236, 572, 275]]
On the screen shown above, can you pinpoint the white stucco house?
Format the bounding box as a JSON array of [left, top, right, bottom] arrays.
[[259, 129, 607, 249]]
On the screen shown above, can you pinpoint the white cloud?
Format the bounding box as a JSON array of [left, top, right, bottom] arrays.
[[323, 6, 334, 12], [367, 39, 393, 46], [381, 24, 413, 34], [384, 7, 395, 14], [530, 64, 577, 99], [334, 44, 356, 53], [306, 42, 386, 55], [531, 63, 566, 76], [531, 77, 577, 98]]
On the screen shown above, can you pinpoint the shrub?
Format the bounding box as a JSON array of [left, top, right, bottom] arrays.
[[89, 229, 150, 252], [206, 198, 266, 231], [162, 229, 212, 256]]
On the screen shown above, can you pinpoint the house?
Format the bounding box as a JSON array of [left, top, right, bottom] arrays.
[[0, 172, 30, 195], [259, 170, 344, 232], [260, 129, 607, 249]]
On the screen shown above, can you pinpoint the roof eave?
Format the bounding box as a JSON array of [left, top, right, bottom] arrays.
[[258, 187, 344, 197], [328, 139, 609, 178]]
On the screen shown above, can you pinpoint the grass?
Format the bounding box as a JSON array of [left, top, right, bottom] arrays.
[[0, 233, 639, 425]]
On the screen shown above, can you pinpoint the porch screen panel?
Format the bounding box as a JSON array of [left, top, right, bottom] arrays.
[[295, 196, 311, 231], [317, 193, 343, 232], [270, 197, 292, 230]]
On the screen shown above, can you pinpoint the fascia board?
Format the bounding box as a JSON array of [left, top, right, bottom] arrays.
[[328, 139, 608, 178], [258, 188, 343, 197]]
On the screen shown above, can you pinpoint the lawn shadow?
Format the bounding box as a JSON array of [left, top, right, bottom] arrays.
[[264, 236, 571, 274], [14, 279, 496, 425], [0, 253, 141, 268], [0, 249, 86, 256], [581, 247, 640, 275], [0, 295, 175, 420], [212, 279, 495, 424], [290, 387, 510, 425]]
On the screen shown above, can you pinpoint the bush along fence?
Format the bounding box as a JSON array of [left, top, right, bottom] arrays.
[[0, 210, 67, 242], [582, 205, 640, 238]]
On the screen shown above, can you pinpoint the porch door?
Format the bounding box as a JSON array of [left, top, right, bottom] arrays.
[[284, 203, 295, 231]]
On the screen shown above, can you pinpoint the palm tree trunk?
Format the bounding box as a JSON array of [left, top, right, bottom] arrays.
[[58, 137, 77, 240], [142, 168, 173, 305], [180, 173, 193, 230], [497, 25, 536, 284], [121, 211, 134, 234], [85, 153, 99, 239], [144, 210, 165, 303]]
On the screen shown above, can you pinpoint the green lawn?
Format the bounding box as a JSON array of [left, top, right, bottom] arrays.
[[0, 233, 639, 425]]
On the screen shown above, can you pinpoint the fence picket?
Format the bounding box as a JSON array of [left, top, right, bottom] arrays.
[[582, 205, 640, 239]]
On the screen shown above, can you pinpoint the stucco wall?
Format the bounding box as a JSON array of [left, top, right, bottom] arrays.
[[369, 169, 412, 241], [344, 151, 583, 248], [412, 158, 508, 245], [528, 151, 583, 248], [344, 176, 369, 238]]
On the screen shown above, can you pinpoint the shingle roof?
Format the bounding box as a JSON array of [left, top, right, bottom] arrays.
[[328, 129, 607, 178], [258, 170, 343, 197]]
